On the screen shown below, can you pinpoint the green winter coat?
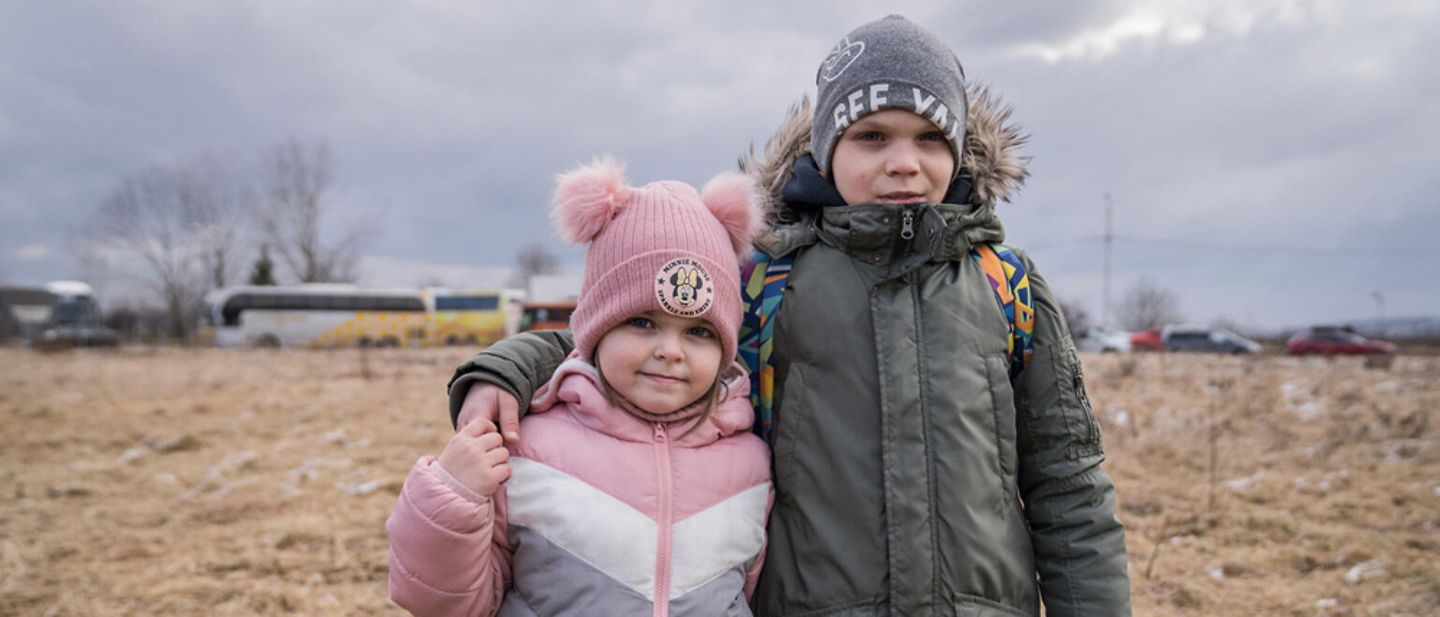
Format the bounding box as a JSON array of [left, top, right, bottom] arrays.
[[447, 88, 1130, 617]]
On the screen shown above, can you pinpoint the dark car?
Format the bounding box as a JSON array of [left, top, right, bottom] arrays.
[[1287, 328, 1396, 356], [35, 324, 120, 351], [1162, 325, 1262, 354]]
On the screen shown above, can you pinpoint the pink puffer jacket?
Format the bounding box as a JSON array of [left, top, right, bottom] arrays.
[[387, 357, 772, 617]]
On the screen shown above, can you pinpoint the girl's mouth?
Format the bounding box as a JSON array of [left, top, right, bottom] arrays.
[[639, 372, 686, 385]]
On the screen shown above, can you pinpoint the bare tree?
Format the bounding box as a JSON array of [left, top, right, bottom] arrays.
[[91, 166, 210, 341], [1059, 297, 1092, 334], [1116, 279, 1184, 331], [187, 154, 255, 289], [258, 139, 360, 282], [507, 242, 558, 289]]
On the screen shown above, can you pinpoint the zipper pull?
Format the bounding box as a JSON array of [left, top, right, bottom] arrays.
[[654, 423, 667, 442], [900, 209, 915, 240]]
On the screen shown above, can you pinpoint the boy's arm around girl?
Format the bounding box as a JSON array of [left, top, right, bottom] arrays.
[[440, 265, 1131, 616]]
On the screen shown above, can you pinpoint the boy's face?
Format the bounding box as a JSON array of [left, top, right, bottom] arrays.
[[830, 109, 955, 206]]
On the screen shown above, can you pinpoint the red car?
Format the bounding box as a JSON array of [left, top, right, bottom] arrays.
[[1130, 328, 1163, 352], [1286, 328, 1396, 356]]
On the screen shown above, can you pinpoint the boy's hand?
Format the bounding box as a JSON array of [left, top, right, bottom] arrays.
[[437, 419, 512, 498], [459, 383, 522, 445]]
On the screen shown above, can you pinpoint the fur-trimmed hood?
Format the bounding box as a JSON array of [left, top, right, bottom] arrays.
[[740, 85, 1030, 222]]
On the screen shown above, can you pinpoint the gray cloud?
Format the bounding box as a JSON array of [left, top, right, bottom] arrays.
[[2, 0, 1436, 330]]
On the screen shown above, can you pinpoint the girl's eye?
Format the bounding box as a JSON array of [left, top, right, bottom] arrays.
[[920, 131, 948, 143], [855, 130, 886, 142], [627, 317, 655, 329], [687, 326, 716, 339]]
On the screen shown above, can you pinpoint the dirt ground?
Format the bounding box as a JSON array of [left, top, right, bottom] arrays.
[[1, 347, 1436, 616]]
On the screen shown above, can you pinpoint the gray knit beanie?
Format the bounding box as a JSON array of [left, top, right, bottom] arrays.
[[811, 15, 968, 181]]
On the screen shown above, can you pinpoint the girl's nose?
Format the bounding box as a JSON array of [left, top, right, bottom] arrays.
[[653, 331, 683, 361]]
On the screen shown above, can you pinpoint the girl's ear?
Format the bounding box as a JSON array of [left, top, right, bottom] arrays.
[[552, 156, 630, 244], [699, 173, 763, 258]]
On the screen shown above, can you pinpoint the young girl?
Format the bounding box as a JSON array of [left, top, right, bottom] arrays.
[[446, 16, 1131, 617], [388, 160, 772, 617]]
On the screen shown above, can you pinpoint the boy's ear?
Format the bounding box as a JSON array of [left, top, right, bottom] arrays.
[[699, 172, 762, 257], [552, 156, 631, 244]]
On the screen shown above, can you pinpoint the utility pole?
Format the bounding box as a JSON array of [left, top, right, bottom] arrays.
[[1102, 192, 1114, 329]]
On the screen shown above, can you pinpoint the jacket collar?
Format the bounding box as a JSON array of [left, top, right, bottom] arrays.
[[756, 155, 1005, 267]]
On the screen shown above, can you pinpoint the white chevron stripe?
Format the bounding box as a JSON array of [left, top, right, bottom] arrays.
[[669, 482, 769, 599], [505, 458, 659, 600]]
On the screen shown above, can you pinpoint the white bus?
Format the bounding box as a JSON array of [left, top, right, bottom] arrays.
[[206, 284, 428, 348]]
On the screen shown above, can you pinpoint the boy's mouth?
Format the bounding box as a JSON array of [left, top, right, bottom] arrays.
[[877, 191, 925, 204]]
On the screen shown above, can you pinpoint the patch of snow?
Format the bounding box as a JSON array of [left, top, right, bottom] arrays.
[[1107, 409, 1130, 427], [1224, 476, 1256, 492], [117, 447, 148, 465], [343, 480, 383, 496], [1344, 560, 1384, 584]]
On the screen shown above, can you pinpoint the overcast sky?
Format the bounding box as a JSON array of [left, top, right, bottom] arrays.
[[3, 0, 1437, 331]]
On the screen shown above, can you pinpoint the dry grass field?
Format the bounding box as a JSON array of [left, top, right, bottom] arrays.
[[1, 347, 1436, 616]]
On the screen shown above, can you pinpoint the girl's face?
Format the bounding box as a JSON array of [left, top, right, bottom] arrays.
[[830, 109, 955, 206], [595, 310, 723, 416]]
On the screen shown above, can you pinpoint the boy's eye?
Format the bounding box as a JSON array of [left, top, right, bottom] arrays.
[[627, 317, 655, 329], [920, 131, 948, 143], [850, 130, 885, 142]]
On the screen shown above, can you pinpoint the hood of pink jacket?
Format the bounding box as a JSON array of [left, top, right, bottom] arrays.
[[529, 352, 755, 447]]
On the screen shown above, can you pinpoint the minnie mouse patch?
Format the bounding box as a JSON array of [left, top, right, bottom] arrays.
[[655, 258, 714, 317]]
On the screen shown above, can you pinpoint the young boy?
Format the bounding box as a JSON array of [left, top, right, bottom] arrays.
[[447, 15, 1130, 617]]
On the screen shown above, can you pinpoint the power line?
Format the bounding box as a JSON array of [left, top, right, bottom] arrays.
[[1111, 235, 1440, 256], [1021, 234, 1440, 256]]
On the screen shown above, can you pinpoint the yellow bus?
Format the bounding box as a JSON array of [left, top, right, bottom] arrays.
[[424, 288, 526, 347]]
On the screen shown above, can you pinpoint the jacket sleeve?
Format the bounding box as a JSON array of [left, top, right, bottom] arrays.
[[446, 330, 576, 428], [387, 456, 512, 617], [1010, 252, 1132, 616]]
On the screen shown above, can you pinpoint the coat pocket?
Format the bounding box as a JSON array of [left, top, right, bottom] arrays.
[[1056, 345, 1102, 458], [984, 353, 1019, 496], [772, 364, 804, 505]]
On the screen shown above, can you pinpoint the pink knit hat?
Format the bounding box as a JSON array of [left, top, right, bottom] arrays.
[[552, 157, 762, 363]]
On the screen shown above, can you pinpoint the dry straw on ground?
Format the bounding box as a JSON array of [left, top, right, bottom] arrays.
[[1, 348, 1436, 615]]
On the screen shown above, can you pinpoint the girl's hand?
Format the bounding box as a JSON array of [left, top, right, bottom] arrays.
[[437, 418, 512, 498], [459, 383, 522, 446]]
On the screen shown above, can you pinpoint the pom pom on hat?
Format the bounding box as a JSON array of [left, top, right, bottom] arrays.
[[700, 173, 763, 258], [551, 156, 630, 244]]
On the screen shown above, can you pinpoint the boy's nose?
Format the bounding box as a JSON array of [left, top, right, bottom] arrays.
[[884, 143, 921, 176]]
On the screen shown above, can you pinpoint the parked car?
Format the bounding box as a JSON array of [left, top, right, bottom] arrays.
[[1130, 328, 1163, 352], [1286, 327, 1396, 356], [1161, 324, 1261, 354], [35, 324, 120, 351], [519, 300, 576, 332], [1075, 326, 1132, 353]]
